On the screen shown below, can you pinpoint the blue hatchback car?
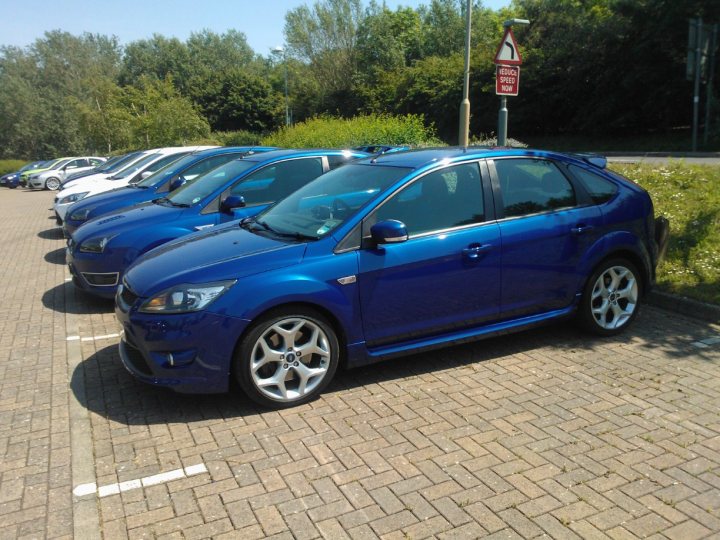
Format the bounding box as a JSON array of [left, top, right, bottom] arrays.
[[115, 148, 669, 407], [67, 149, 368, 298], [62, 146, 277, 236]]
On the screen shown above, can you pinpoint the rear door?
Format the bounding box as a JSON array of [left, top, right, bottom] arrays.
[[489, 157, 603, 319]]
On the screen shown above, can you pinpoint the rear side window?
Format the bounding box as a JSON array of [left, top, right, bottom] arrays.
[[327, 155, 355, 170], [569, 165, 618, 204], [495, 158, 576, 218]]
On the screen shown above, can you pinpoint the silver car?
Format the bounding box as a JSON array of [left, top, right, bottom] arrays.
[[29, 157, 106, 190]]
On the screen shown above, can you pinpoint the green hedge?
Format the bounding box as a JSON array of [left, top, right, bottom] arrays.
[[261, 114, 441, 148], [0, 160, 29, 176]]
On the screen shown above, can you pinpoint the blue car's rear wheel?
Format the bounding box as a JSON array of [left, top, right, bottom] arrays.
[[234, 307, 339, 408], [580, 258, 641, 335]]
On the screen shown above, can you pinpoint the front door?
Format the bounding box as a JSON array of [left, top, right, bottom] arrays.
[[358, 162, 501, 347]]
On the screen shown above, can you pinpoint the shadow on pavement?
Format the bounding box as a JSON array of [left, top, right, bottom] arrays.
[[42, 281, 114, 315], [37, 227, 63, 240], [71, 306, 719, 427], [44, 247, 66, 265]]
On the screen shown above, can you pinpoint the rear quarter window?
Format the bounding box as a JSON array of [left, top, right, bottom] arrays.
[[569, 165, 618, 204]]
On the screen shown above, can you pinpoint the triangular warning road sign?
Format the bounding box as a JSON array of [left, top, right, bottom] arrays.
[[494, 27, 522, 65]]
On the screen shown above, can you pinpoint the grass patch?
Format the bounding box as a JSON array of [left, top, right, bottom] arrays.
[[609, 161, 720, 305]]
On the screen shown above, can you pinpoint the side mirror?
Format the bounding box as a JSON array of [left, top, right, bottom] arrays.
[[169, 176, 185, 191], [221, 195, 246, 213], [370, 220, 408, 245], [140, 171, 152, 180]]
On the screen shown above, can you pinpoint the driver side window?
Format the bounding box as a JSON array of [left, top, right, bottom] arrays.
[[369, 163, 485, 237]]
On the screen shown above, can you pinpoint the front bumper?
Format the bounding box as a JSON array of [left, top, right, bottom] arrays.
[[115, 299, 250, 394], [66, 246, 123, 298]]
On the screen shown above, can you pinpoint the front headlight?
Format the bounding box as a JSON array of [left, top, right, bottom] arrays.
[[59, 191, 89, 205], [69, 208, 91, 221], [79, 235, 113, 253], [139, 280, 236, 314]]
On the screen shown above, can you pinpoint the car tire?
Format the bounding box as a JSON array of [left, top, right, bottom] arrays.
[[578, 258, 641, 336], [45, 177, 60, 190], [234, 307, 340, 408]]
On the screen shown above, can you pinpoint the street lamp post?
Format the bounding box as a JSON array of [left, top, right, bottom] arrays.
[[458, 0, 473, 147], [272, 46, 290, 127], [497, 19, 529, 146]]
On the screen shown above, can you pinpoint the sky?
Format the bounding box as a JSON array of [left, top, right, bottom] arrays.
[[0, 0, 511, 56]]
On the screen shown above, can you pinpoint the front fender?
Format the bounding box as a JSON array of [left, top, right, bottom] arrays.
[[216, 251, 363, 347]]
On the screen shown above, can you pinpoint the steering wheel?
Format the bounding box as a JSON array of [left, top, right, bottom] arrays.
[[311, 205, 333, 220], [331, 198, 351, 217]]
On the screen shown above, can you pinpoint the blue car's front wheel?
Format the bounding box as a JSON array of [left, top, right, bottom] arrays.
[[234, 307, 340, 408]]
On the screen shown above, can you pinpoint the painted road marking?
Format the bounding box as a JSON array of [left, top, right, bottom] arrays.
[[73, 464, 208, 498], [66, 333, 121, 342]]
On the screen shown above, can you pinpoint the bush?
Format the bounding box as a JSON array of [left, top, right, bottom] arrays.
[[215, 130, 263, 146], [261, 114, 441, 148], [0, 160, 29, 176]]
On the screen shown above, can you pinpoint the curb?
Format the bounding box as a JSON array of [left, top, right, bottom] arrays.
[[647, 290, 720, 324]]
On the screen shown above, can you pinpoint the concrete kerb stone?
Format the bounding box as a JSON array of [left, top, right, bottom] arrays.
[[647, 290, 720, 324]]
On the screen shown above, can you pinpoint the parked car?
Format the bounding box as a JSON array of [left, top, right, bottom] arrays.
[[114, 147, 669, 407], [20, 158, 67, 187], [60, 147, 278, 236], [60, 151, 144, 186], [0, 160, 47, 188], [28, 156, 107, 190], [55, 147, 216, 223], [60, 151, 153, 190], [67, 149, 368, 298]]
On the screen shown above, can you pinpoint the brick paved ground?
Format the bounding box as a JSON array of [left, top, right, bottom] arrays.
[[1, 188, 719, 539]]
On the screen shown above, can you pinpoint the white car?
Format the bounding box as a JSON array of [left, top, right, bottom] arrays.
[[54, 146, 217, 223], [29, 156, 107, 190]]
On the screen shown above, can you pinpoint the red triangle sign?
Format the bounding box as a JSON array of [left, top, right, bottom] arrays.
[[494, 27, 522, 65]]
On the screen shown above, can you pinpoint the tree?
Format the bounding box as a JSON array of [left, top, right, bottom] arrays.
[[284, 0, 363, 111]]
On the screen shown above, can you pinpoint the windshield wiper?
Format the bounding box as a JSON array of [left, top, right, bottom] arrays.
[[152, 197, 171, 205], [253, 219, 318, 241]]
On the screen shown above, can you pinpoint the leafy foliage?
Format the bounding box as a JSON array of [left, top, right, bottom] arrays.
[[0, 160, 29, 176], [261, 114, 441, 148]]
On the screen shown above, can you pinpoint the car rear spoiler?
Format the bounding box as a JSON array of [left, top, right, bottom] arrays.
[[571, 153, 607, 169]]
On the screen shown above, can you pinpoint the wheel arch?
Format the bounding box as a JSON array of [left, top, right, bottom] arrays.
[[230, 300, 349, 377]]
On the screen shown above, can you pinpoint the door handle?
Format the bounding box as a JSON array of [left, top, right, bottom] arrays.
[[462, 243, 493, 260], [571, 225, 594, 235]]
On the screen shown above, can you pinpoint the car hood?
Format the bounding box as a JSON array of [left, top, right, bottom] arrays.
[[72, 201, 184, 244], [125, 226, 305, 297], [62, 173, 111, 189]]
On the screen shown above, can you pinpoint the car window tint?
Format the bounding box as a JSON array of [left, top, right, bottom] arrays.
[[327, 155, 354, 170], [373, 163, 484, 236], [495, 158, 576, 217], [568, 164, 618, 204], [230, 158, 323, 204], [183, 154, 238, 181]]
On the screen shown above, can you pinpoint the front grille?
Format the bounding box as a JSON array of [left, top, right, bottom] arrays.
[[82, 272, 119, 286], [123, 342, 153, 376]]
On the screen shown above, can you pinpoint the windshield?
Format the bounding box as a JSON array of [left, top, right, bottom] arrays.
[[136, 153, 204, 188], [167, 159, 256, 206], [20, 161, 46, 172], [109, 153, 162, 180], [96, 151, 143, 174], [256, 164, 411, 239]]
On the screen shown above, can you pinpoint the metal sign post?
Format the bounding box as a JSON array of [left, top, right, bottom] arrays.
[[495, 20, 528, 146], [692, 17, 703, 152]]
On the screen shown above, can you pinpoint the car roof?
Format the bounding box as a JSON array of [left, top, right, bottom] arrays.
[[360, 147, 599, 170], [241, 148, 369, 162]]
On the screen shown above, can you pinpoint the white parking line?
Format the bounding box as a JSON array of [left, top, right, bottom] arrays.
[[66, 333, 121, 342], [73, 463, 208, 498]]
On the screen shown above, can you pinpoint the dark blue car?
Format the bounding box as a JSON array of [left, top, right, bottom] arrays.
[[115, 148, 669, 407], [1, 160, 47, 188], [67, 149, 368, 298], [62, 146, 277, 236]]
